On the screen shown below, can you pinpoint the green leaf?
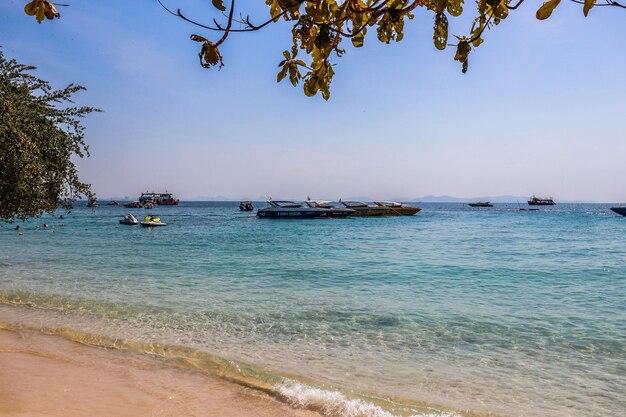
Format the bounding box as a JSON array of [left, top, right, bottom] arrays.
[[277, 65, 288, 82], [536, 0, 561, 20], [288, 66, 299, 86], [212, 0, 226, 11], [190, 34, 209, 43], [454, 39, 471, 73], [583, 0, 596, 16], [433, 14, 448, 51], [447, 0, 463, 17], [352, 32, 365, 48], [303, 77, 319, 97]]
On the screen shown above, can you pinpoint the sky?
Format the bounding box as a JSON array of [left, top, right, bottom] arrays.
[[1, 0, 625, 202]]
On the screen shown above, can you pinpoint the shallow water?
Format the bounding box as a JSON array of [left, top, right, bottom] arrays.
[[1, 202, 625, 416]]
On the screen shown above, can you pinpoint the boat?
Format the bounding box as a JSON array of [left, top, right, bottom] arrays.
[[528, 195, 555, 206], [143, 202, 154, 209], [119, 214, 138, 225], [239, 201, 254, 211], [305, 199, 355, 218], [610, 207, 626, 217], [140, 214, 167, 227], [373, 201, 422, 216], [86, 198, 98, 208], [138, 192, 179, 206], [339, 201, 392, 216], [123, 201, 142, 208], [106, 201, 120, 206], [468, 201, 493, 208], [257, 200, 329, 218]]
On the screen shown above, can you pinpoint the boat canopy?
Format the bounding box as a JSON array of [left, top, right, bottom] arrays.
[[341, 201, 368, 208], [306, 200, 333, 207], [268, 200, 303, 208], [375, 201, 403, 207]]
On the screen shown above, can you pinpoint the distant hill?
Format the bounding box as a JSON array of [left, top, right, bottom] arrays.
[[408, 195, 596, 203], [410, 195, 528, 203]]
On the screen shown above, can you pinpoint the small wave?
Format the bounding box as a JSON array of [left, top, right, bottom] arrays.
[[0, 308, 470, 417], [276, 380, 461, 417]]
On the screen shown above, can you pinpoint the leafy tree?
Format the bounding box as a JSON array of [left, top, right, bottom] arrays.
[[22, 0, 625, 100], [0, 49, 98, 220]]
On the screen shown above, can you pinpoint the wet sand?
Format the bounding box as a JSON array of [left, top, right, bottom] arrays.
[[0, 328, 319, 417]]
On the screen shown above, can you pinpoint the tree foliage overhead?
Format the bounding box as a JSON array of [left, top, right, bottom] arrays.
[[0, 49, 98, 220], [157, 0, 625, 99], [23, 0, 625, 100]]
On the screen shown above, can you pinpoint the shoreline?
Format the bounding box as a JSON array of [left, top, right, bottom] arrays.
[[0, 326, 321, 417], [0, 307, 480, 417]]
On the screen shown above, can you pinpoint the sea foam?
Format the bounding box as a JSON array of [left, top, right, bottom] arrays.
[[275, 380, 461, 417]]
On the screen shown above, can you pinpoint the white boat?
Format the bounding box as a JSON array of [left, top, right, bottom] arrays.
[[139, 192, 179, 206], [119, 214, 138, 225], [140, 214, 167, 227]]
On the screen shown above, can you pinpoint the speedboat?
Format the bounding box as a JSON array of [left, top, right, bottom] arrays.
[[119, 214, 138, 225], [373, 201, 422, 216], [468, 201, 493, 208], [257, 200, 328, 218], [239, 201, 254, 211], [305, 199, 355, 218], [140, 214, 167, 227], [610, 207, 626, 217], [339, 201, 393, 217]]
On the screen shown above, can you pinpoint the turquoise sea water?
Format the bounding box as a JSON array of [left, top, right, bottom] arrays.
[[1, 202, 625, 417]]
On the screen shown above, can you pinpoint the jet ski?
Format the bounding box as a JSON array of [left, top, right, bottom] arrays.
[[119, 214, 138, 225], [140, 214, 167, 227]]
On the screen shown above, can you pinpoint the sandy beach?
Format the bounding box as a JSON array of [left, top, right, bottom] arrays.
[[0, 327, 319, 417]]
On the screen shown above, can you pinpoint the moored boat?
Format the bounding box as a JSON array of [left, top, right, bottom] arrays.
[[339, 201, 391, 216], [305, 200, 355, 218], [124, 201, 142, 208], [86, 198, 98, 208], [373, 201, 422, 215], [239, 201, 254, 211], [610, 207, 626, 217], [139, 192, 179, 206], [468, 201, 493, 208], [528, 195, 555, 205], [257, 200, 328, 219]]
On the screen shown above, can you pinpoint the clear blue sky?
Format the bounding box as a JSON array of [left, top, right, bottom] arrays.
[[2, 1, 625, 201]]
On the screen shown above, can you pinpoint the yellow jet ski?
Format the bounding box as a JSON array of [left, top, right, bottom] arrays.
[[141, 214, 167, 227]]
